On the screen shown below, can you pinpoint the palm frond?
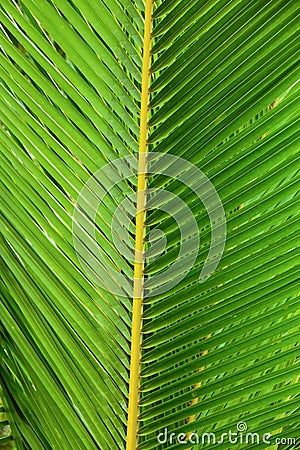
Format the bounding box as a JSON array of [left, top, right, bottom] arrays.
[[0, 0, 299, 449]]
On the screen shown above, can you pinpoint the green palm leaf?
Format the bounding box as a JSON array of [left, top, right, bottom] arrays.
[[0, 1, 299, 449]]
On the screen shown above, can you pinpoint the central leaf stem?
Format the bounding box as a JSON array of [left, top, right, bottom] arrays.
[[126, 1, 153, 448]]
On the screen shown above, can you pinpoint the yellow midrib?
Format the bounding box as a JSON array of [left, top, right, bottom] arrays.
[[126, 1, 153, 449]]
